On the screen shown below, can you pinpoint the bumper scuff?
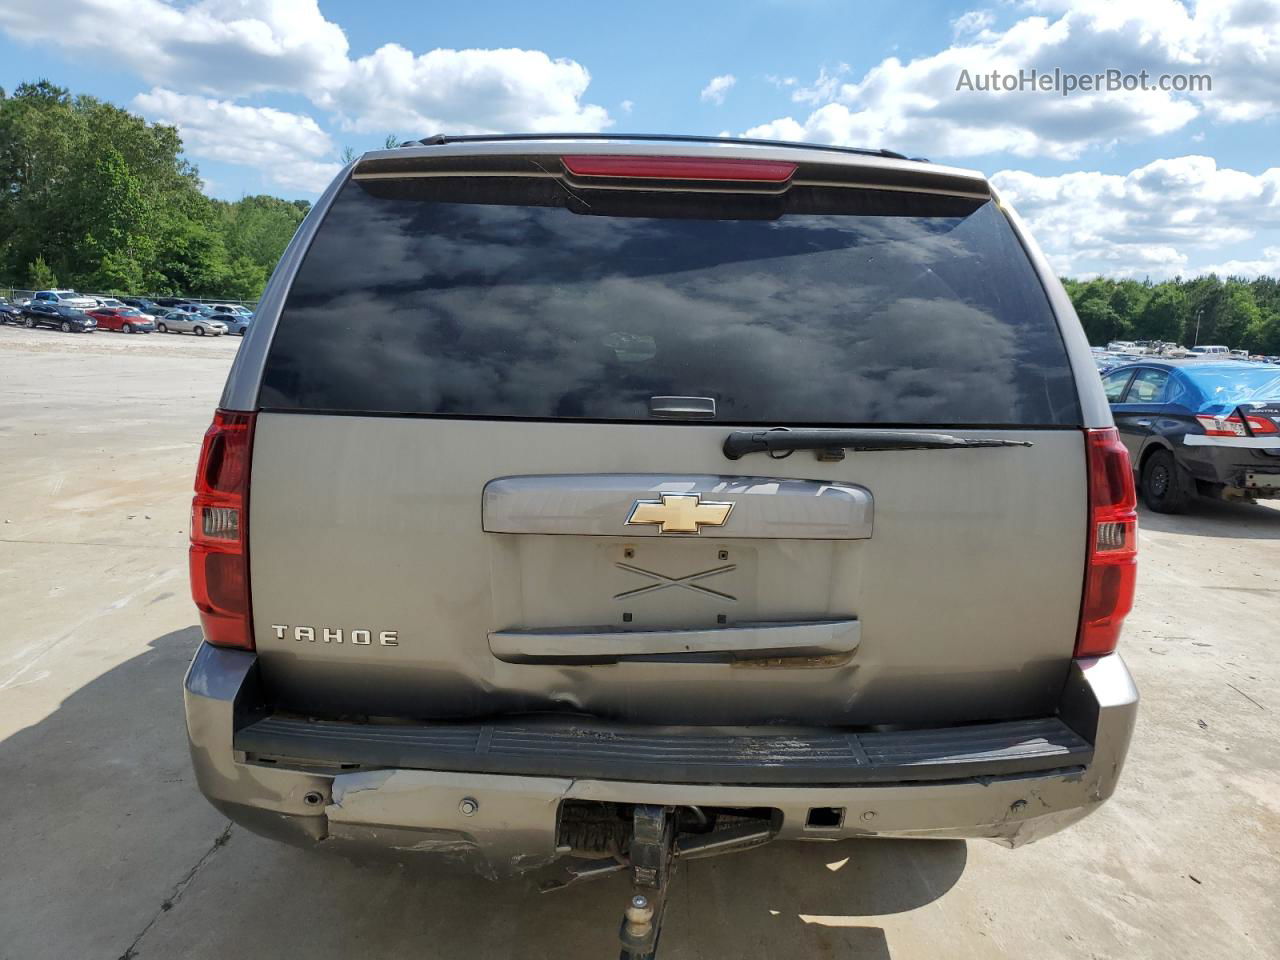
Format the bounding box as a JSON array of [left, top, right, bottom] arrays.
[[184, 643, 1138, 878]]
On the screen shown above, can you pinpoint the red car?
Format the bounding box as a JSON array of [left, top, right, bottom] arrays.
[[87, 306, 156, 334]]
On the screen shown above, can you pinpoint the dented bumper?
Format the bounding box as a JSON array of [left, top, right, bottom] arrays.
[[184, 643, 1137, 877]]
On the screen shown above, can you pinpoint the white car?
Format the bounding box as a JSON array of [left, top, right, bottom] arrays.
[[85, 295, 128, 308], [155, 308, 227, 336]]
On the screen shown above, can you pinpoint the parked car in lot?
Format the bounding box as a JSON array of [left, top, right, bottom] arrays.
[[221, 313, 252, 335], [23, 290, 98, 332], [155, 307, 226, 336], [205, 303, 253, 335], [1094, 355, 1125, 374], [0, 296, 23, 323], [84, 295, 128, 309], [120, 297, 164, 314], [1188, 344, 1230, 357], [1103, 359, 1280, 511], [30, 289, 98, 310], [184, 134, 1139, 938], [23, 307, 97, 332], [87, 306, 155, 333]]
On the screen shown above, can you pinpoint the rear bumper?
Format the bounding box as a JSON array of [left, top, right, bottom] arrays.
[[1178, 440, 1280, 495], [184, 644, 1137, 877]]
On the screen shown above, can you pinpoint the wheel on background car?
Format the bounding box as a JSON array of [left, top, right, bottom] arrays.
[[122, 323, 133, 334], [1141, 449, 1193, 514], [60, 321, 71, 333], [194, 326, 205, 336], [25, 316, 35, 328], [157, 322, 168, 333]]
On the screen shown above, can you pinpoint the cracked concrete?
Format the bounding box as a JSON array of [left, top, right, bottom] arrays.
[[1, 327, 1278, 959], [117, 824, 233, 960]]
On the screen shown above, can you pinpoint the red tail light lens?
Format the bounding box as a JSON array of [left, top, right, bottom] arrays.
[[1077, 427, 1137, 658], [190, 410, 255, 650], [1194, 413, 1279, 436], [561, 155, 798, 182]]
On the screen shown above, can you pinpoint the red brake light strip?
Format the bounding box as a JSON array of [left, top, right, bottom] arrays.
[[561, 155, 798, 182]]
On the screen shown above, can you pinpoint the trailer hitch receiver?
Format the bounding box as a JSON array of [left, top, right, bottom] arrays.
[[618, 805, 676, 960]]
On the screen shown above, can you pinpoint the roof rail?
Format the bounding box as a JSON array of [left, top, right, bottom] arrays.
[[408, 132, 925, 163]]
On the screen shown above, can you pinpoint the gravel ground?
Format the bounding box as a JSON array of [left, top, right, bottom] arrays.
[[0, 320, 244, 359]]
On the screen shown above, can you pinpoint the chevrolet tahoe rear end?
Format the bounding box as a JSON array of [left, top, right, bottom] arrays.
[[184, 136, 1138, 886]]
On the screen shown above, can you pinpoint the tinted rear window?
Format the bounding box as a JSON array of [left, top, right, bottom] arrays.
[[261, 176, 1080, 425]]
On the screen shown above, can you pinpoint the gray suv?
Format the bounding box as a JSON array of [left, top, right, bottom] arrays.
[[184, 135, 1138, 953]]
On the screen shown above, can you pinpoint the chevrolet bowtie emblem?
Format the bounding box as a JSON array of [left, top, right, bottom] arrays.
[[625, 493, 735, 535]]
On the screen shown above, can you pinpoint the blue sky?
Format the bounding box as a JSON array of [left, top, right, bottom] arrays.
[[2, 0, 1279, 278]]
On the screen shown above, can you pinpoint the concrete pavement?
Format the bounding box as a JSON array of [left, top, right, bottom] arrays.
[[1, 324, 1277, 959]]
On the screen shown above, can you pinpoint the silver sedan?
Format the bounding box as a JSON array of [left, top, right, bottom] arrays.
[[155, 309, 228, 337]]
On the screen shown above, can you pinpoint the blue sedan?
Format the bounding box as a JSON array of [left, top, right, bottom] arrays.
[[1102, 360, 1280, 512]]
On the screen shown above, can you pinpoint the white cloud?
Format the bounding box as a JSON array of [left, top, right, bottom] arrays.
[[951, 9, 995, 38], [620, 100, 634, 114], [740, 0, 1280, 160], [0, 0, 349, 96], [700, 74, 737, 105], [789, 65, 850, 106], [133, 88, 340, 193], [992, 156, 1280, 278], [0, 0, 612, 153], [319, 46, 610, 134], [1197, 246, 1280, 276]]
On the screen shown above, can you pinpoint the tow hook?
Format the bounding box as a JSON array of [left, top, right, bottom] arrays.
[[537, 803, 775, 958], [617, 805, 676, 960]]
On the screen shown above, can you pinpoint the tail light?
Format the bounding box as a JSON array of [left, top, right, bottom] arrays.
[[190, 410, 255, 650], [1194, 412, 1279, 436], [1077, 428, 1137, 658]]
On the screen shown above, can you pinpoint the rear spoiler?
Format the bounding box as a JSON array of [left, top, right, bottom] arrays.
[[352, 142, 991, 200]]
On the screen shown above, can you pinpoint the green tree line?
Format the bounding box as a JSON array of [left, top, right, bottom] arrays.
[[3, 78, 1280, 342], [0, 81, 308, 300], [1063, 276, 1280, 354]]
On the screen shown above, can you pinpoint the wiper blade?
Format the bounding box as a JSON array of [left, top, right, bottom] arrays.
[[722, 428, 1034, 461]]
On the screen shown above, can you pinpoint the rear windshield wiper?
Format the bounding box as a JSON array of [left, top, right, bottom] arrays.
[[723, 428, 1034, 461]]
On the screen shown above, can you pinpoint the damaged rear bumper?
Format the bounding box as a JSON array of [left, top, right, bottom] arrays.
[[184, 643, 1137, 878]]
